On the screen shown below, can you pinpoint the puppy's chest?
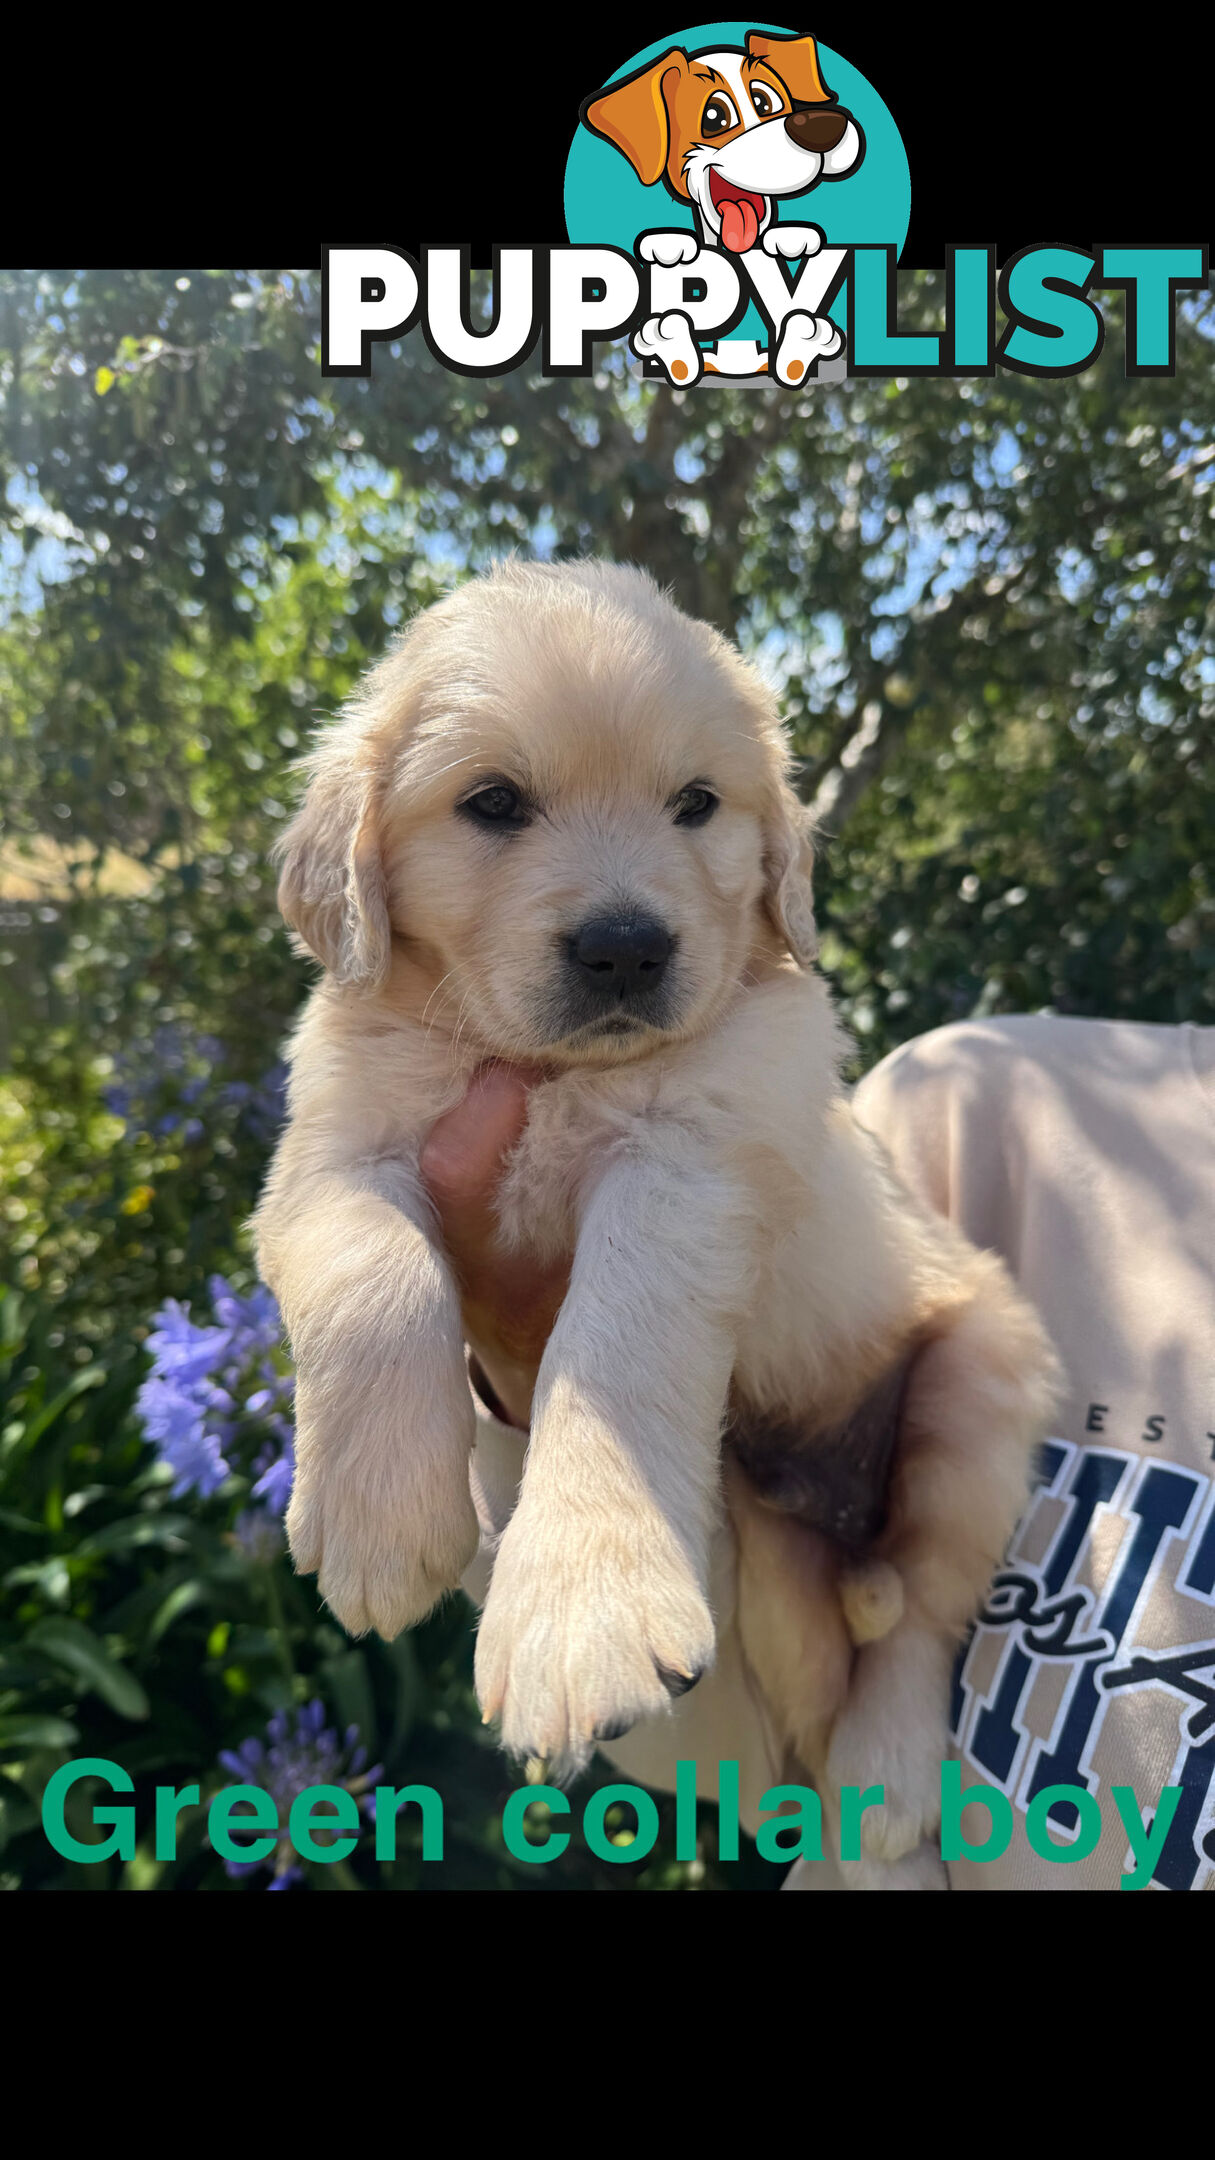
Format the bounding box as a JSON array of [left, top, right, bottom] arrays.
[[493, 1079, 654, 1263], [491, 1061, 803, 1267]]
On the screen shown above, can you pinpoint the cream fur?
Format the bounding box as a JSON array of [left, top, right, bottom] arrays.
[[253, 559, 1063, 1866]]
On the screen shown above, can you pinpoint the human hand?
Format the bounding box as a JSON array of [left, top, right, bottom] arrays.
[[419, 1063, 570, 1430]]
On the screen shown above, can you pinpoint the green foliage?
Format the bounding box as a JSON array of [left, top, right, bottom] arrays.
[[0, 1288, 766, 1889], [0, 267, 1211, 1887]]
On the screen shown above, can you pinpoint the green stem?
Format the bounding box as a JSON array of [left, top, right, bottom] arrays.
[[262, 1561, 295, 1686]]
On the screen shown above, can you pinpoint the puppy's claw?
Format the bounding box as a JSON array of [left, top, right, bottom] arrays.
[[524, 1754, 550, 1785], [594, 1715, 637, 1744], [656, 1662, 704, 1699], [474, 1503, 717, 1775]]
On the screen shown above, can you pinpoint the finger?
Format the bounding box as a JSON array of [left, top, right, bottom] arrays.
[[421, 1063, 568, 1401], [420, 1063, 538, 1239]]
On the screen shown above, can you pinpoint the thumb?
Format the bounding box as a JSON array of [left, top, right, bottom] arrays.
[[420, 1062, 538, 1262]]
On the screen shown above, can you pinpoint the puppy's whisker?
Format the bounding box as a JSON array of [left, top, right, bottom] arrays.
[[447, 983, 489, 1070], [420, 967, 461, 1039]]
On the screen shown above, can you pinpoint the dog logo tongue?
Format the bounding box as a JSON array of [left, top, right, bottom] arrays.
[[719, 196, 760, 253]]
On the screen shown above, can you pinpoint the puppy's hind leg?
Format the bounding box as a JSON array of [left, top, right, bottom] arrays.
[[724, 1451, 852, 1785], [838, 1556, 904, 1645], [827, 1253, 1063, 1862]]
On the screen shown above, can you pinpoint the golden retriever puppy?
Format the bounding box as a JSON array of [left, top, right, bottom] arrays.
[[253, 559, 1061, 1864]]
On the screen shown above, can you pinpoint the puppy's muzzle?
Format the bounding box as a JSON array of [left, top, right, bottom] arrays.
[[567, 912, 673, 1002], [784, 105, 851, 154]]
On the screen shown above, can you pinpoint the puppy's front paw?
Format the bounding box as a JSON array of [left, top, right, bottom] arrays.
[[761, 223, 823, 260], [287, 1392, 478, 1640], [631, 311, 703, 386], [639, 230, 700, 267], [825, 1627, 951, 1863], [475, 1502, 716, 1781], [774, 310, 843, 385]]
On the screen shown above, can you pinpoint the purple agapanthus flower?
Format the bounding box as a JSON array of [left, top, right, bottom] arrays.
[[136, 1274, 295, 1515], [251, 1435, 295, 1516], [143, 1299, 233, 1386], [136, 1371, 231, 1498], [216, 1700, 383, 1890], [103, 1024, 220, 1138], [208, 1276, 282, 1356], [219, 1059, 288, 1143], [103, 1026, 285, 1147]]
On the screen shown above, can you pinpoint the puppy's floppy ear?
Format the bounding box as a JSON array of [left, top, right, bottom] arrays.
[[762, 775, 818, 968], [275, 728, 392, 988], [582, 49, 687, 185], [745, 28, 834, 105]]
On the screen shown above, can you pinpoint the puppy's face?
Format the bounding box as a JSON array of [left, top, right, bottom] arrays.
[[279, 563, 816, 1068], [583, 31, 862, 256]]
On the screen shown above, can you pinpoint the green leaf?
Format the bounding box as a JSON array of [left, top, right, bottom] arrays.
[[0, 1366, 105, 1492], [74, 1512, 193, 1559], [94, 365, 116, 396], [0, 1784, 39, 1851], [4, 1557, 71, 1602], [26, 1618, 150, 1720], [0, 1506, 49, 1536], [144, 1578, 207, 1649], [383, 1632, 422, 1761], [0, 1713, 79, 1751]]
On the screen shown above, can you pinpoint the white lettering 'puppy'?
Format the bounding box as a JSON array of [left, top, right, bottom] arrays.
[[583, 28, 863, 380], [254, 562, 1061, 1874]]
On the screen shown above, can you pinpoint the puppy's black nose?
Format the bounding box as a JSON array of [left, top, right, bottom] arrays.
[[784, 104, 850, 153], [569, 913, 673, 995]]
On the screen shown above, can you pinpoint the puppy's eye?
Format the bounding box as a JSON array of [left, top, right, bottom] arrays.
[[702, 94, 739, 137], [749, 82, 783, 118], [671, 785, 718, 827], [459, 783, 528, 829]]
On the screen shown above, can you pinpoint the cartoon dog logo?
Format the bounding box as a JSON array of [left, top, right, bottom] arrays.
[[582, 28, 864, 383]]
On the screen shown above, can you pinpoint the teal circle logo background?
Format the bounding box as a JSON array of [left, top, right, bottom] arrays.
[[564, 21, 910, 343]]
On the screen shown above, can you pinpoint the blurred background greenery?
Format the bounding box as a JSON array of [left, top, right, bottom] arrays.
[[0, 268, 1211, 1889]]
